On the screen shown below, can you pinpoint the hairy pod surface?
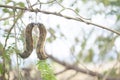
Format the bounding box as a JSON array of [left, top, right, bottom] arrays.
[[19, 23, 34, 58], [19, 23, 48, 60], [36, 23, 48, 60]]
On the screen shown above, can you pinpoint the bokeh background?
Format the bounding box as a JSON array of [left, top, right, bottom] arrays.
[[0, 0, 120, 80]]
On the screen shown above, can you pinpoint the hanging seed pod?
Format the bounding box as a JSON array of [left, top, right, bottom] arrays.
[[36, 23, 48, 60], [19, 23, 48, 60], [19, 23, 34, 58]]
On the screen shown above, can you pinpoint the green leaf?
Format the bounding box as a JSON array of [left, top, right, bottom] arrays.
[[0, 42, 3, 56], [84, 49, 94, 62], [59, 0, 63, 3], [82, 0, 87, 3], [6, 0, 12, 4], [75, 7, 79, 13], [81, 41, 86, 49], [4, 20, 9, 25], [17, 2, 25, 7], [2, 8, 10, 13], [37, 60, 57, 80], [48, 28, 55, 35], [117, 14, 120, 21], [0, 42, 3, 51], [103, 0, 110, 6], [104, 68, 119, 77], [0, 64, 3, 75]]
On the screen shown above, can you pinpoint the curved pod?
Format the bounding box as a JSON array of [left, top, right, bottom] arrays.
[[19, 23, 48, 60]]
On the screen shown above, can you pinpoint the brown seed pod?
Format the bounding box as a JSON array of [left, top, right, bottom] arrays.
[[36, 23, 48, 60], [19, 23, 34, 58], [19, 23, 48, 60]]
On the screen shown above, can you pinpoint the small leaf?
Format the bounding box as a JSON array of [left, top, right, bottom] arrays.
[[48, 28, 55, 34], [17, 2, 25, 7], [84, 49, 94, 62], [0, 64, 3, 74], [81, 41, 86, 49], [2, 8, 10, 13], [0, 42, 3, 56], [75, 7, 79, 13], [4, 20, 9, 25], [37, 60, 57, 80], [6, 0, 12, 4], [82, 0, 87, 3], [59, 0, 63, 3]]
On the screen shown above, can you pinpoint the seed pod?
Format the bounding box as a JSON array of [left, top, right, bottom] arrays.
[[19, 23, 48, 60], [19, 23, 34, 58], [36, 23, 48, 60]]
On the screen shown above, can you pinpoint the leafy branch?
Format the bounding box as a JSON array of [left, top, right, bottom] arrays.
[[37, 60, 57, 80], [1, 10, 23, 80], [3, 10, 24, 49], [0, 4, 120, 35]]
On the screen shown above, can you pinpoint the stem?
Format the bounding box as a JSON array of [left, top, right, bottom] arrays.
[[0, 5, 120, 35]]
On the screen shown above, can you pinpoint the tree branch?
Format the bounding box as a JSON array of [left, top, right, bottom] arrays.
[[48, 54, 120, 80], [55, 68, 69, 75], [0, 5, 120, 35]]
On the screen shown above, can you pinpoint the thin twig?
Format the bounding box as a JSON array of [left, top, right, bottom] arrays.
[[38, 0, 55, 4], [66, 72, 78, 80], [2, 10, 23, 79], [0, 15, 16, 21], [3, 10, 23, 49], [30, 0, 55, 7], [0, 5, 120, 35], [55, 0, 90, 20], [55, 68, 69, 75], [26, 0, 33, 9]]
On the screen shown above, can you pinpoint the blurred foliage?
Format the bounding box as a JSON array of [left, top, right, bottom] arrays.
[[0, 0, 120, 79], [37, 60, 57, 80], [0, 42, 3, 56], [96, 0, 120, 6], [0, 42, 3, 75], [95, 35, 115, 59], [103, 67, 120, 77], [47, 28, 56, 43], [84, 48, 94, 62]]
